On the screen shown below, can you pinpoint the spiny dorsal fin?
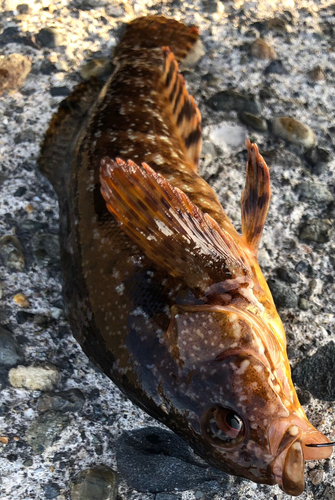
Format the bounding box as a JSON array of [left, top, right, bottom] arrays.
[[100, 157, 250, 292], [241, 140, 271, 255], [162, 47, 202, 170]]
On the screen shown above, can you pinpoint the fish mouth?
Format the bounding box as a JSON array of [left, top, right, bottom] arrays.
[[269, 420, 332, 496]]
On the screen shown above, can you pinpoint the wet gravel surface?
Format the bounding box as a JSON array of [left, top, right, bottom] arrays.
[[1, 1, 335, 499]]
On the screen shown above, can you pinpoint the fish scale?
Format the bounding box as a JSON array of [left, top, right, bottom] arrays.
[[39, 14, 333, 497]]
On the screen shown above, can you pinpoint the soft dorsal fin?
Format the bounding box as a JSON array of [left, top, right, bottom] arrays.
[[162, 47, 202, 170], [241, 140, 271, 255], [100, 157, 250, 292]]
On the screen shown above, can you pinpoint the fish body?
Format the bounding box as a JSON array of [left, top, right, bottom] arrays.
[[39, 15, 332, 496]]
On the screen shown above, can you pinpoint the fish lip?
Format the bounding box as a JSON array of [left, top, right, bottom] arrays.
[[269, 420, 333, 494]]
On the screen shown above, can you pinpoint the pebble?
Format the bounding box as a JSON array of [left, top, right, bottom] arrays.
[[37, 388, 85, 413], [43, 483, 60, 499], [266, 17, 288, 34], [0, 235, 25, 272], [207, 90, 260, 115], [304, 146, 330, 175], [32, 233, 60, 266], [275, 266, 299, 284], [250, 38, 276, 60], [155, 495, 180, 500], [0, 27, 27, 46], [14, 128, 37, 144], [308, 65, 325, 82], [115, 427, 228, 493], [40, 60, 58, 75], [295, 260, 315, 277], [298, 297, 309, 311], [267, 279, 298, 308], [264, 60, 288, 75], [8, 365, 59, 391], [0, 326, 24, 368], [80, 58, 114, 80], [70, 466, 117, 500], [259, 86, 276, 100], [309, 469, 324, 486], [296, 180, 333, 204], [238, 111, 268, 131], [292, 341, 335, 400], [271, 117, 315, 148], [0, 54, 31, 95], [26, 411, 71, 453], [207, 122, 246, 150], [298, 219, 332, 243], [16, 4, 31, 15], [13, 293, 30, 307], [50, 86, 71, 97], [36, 27, 62, 48]]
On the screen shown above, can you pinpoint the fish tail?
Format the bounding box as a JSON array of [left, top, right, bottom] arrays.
[[113, 15, 203, 65]]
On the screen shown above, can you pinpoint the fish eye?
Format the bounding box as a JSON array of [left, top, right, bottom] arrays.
[[202, 406, 246, 447]]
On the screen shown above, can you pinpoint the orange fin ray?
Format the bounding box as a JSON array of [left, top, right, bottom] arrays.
[[241, 140, 271, 255], [162, 48, 202, 170], [100, 157, 250, 291]]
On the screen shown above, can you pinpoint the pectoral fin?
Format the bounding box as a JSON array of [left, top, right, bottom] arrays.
[[100, 157, 250, 291], [241, 140, 271, 255]]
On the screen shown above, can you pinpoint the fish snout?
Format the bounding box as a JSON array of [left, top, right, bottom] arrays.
[[269, 421, 332, 495]]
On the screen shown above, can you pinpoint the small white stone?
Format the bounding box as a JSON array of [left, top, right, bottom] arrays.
[[9, 365, 59, 391]]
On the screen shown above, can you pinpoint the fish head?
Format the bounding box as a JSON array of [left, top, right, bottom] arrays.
[[166, 305, 332, 495]]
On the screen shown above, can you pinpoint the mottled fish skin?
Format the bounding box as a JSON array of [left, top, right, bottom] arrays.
[[39, 15, 332, 497]]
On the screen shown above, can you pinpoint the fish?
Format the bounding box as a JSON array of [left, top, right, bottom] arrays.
[[39, 15, 333, 497]]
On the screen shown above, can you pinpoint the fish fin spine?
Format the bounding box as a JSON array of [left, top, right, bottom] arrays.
[[162, 47, 202, 170], [241, 139, 271, 255]]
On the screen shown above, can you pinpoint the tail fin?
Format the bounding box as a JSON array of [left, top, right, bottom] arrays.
[[113, 15, 203, 64]]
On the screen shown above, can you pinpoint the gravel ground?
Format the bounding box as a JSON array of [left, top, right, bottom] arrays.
[[1, 1, 335, 499]]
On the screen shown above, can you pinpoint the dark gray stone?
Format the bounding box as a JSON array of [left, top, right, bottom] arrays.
[[267, 279, 298, 308], [292, 341, 335, 400], [17, 4, 31, 14], [296, 180, 333, 204], [37, 388, 85, 413], [206, 90, 260, 115], [14, 128, 37, 144], [36, 28, 61, 48], [155, 495, 180, 500], [264, 60, 288, 75], [0, 326, 24, 368], [26, 411, 71, 453], [295, 260, 315, 277], [298, 219, 332, 243], [304, 147, 330, 176], [202, 0, 220, 13], [115, 427, 228, 493], [32, 233, 60, 266], [238, 111, 268, 131], [70, 466, 117, 500], [275, 266, 299, 284], [0, 27, 27, 46], [50, 86, 71, 97], [40, 61, 57, 75], [0, 235, 25, 271], [43, 482, 60, 499]]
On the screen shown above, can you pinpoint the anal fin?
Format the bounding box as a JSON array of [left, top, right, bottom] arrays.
[[162, 47, 202, 170], [100, 157, 251, 292], [241, 140, 271, 255]]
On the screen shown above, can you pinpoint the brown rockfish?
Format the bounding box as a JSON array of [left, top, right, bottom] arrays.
[[39, 15, 333, 497]]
